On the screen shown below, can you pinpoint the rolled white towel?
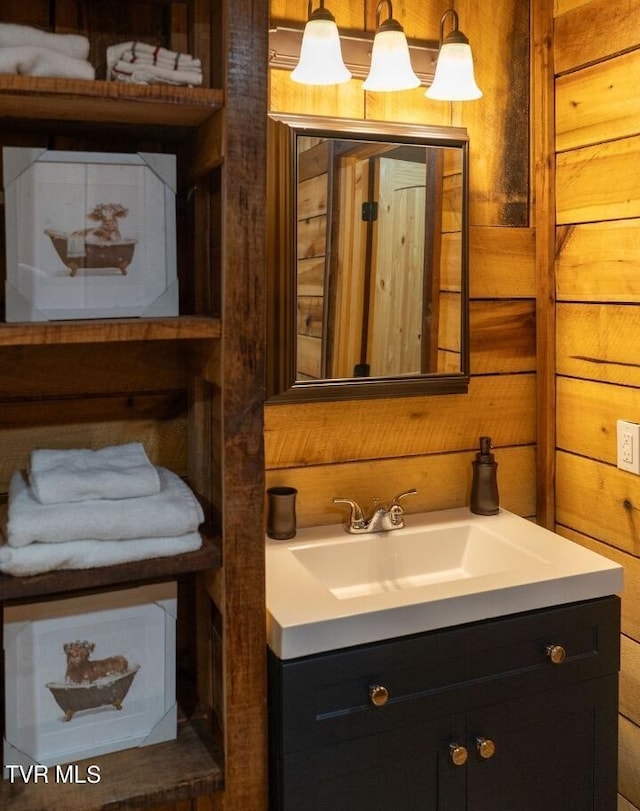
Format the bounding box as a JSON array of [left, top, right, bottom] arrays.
[[7, 466, 204, 548], [30, 442, 161, 504], [0, 531, 202, 577], [110, 59, 202, 86], [0, 23, 90, 60], [0, 46, 95, 80]]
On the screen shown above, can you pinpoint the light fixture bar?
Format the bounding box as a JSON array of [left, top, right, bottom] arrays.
[[269, 24, 438, 85]]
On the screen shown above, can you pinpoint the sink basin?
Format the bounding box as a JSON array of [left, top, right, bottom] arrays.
[[266, 507, 623, 659], [291, 524, 545, 600]]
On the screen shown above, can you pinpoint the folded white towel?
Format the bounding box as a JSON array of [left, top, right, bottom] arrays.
[[0, 531, 202, 577], [107, 40, 201, 73], [8, 466, 204, 548], [0, 46, 95, 80], [30, 442, 161, 504], [110, 59, 202, 86], [0, 23, 90, 60]]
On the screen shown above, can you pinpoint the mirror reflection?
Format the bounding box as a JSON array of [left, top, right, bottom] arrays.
[[267, 114, 470, 402]]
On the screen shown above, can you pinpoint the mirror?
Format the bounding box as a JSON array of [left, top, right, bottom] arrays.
[[267, 113, 469, 403]]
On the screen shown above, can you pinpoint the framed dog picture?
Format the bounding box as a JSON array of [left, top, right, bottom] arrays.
[[3, 581, 176, 770], [2, 148, 178, 322]]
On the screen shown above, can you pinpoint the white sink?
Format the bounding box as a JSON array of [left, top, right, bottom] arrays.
[[291, 524, 545, 600], [266, 507, 623, 659]]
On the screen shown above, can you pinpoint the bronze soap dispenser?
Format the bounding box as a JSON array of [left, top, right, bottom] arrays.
[[470, 436, 499, 515]]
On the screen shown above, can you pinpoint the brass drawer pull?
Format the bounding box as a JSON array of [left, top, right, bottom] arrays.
[[546, 644, 567, 664], [369, 684, 389, 707], [476, 737, 496, 759], [449, 743, 468, 766]]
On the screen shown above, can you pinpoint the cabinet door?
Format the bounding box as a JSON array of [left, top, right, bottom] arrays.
[[273, 716, 467, 811], [465, 674, 618, 811]]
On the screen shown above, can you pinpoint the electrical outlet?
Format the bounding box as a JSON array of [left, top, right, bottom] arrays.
[[617, 420, 640, 474]]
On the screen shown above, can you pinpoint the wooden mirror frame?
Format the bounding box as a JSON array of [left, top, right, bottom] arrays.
[[267, 113, 470, 403]]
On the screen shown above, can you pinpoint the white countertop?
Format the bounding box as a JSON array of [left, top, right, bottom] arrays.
[[266, 507, 623, 659]]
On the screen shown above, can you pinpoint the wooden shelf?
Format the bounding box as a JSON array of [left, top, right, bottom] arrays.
[[0, 531, 221, 602], [0, 316, 221, 347], [0, 713, 223, 810], [0, 76, 223, 129]]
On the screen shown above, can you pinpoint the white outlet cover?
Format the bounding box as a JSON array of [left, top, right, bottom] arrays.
[[617, 419, 640, 474]]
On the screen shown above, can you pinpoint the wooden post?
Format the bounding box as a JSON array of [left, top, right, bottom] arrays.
[[532, 0, 556, 529]]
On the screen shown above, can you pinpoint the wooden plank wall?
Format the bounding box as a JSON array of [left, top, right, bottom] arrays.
[[266, 0, 536, 525], [553, 1, 640, 807]]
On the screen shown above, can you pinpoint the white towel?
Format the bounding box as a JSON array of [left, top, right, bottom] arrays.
[[107, 40, 201, 73], [110, 59, 202, 86], [30, 443, 161, 504], [0, 46, 95, 80], [0, 23, 90, 60], [8, 466, 204, 548], [0, 532, 202, 577]]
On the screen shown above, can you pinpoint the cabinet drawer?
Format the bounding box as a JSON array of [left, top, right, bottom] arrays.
[[269, 596, 620, 753]]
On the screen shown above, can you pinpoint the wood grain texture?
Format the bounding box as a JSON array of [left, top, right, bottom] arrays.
[[556, 451, 640, 558], [556, 136, 640, 224], [266, 444, 536, 527], [265, 373, 536, 468], [556, 50, 640, 152], [556, 220, 640, 302], [620, 716, 640, 811], [554, 0, 640, 75], [210, 1, 268, 809], [470, 300, 536, 374], [557, 303, 640, 387], [469, 226, 536, 298], [557, 376, 640, 464]]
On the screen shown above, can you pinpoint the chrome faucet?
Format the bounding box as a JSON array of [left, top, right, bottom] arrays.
[[333, 489, 417, 534]]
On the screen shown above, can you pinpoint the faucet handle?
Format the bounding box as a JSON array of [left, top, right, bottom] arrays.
[[390, 488, 418, 506], [333, 497, 366, 530]]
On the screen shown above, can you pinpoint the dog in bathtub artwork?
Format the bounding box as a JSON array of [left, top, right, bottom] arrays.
[[44, 202, 137, 277], [2, 149, 178, 321], [45, 640, 141, 722]]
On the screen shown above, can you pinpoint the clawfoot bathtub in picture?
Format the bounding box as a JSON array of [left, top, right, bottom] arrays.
[[45, 203, 137, 276], [46, 640, 140, 721]]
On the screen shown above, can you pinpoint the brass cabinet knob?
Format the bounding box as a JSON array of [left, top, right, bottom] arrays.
[[369, 684, 390, 707], [476, 737, 496, 759], [546, 644, 567, 664], [449, 743, 469, 766]]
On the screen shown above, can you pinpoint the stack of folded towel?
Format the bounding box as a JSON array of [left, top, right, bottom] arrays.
[[107, 41, 202, 86], [0, 22, 95, 80], [0, 443, 204, 577]]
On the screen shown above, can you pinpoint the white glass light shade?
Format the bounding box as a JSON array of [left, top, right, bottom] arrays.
[[290, 18, 352, 85], [362, 28, 420, 91], [425, 41, 482, 100]]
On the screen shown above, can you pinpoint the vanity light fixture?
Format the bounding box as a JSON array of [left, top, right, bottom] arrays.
[[290, 0, 351, 85], [425, 8, 482, 101], [362, 0, 420, 91]]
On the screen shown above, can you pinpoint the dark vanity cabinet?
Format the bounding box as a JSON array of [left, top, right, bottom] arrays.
[[268, 596, 620, 810]]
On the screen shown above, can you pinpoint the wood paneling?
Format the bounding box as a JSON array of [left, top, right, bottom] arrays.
[[556, 220, 640, 302], [554, 0, 640, 75], [266, 444, 536, 527], [557, 303, 640, 387], [556, 50, 640, 152], [553, 2, 640, 806], [556, 136, 640, 224], [470, 300, 536, 374], [265, 373, 535, 468], [557, 376, 640, 464], [469, 226, 536, 298]]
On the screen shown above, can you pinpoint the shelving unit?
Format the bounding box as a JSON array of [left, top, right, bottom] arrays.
[[0, 2, 267, 809]]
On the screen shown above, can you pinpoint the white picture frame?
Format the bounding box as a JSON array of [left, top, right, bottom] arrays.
[[3, 581, 177, 770], [3, 148, 178, 322]]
